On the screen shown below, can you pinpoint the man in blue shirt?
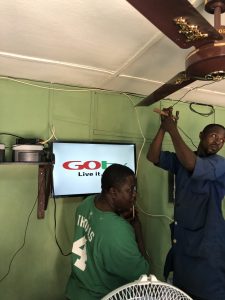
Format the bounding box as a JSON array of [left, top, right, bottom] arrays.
[[147, 107, 225, 300]]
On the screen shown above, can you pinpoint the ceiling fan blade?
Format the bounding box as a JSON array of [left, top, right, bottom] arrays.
[[136, 72, 196, 106], [126, 0, 222, 49]]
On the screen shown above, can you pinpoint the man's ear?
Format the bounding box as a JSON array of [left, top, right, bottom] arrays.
[[199, 131, 203, 140]]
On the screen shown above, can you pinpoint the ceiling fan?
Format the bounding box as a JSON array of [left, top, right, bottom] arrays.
[[126, 0, 225, 106]]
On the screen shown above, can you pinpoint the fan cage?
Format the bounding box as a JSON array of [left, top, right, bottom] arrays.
[[102, 276, 193, 300]]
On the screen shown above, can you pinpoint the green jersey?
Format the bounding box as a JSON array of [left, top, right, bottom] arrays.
[[66, 195, 149, 300]]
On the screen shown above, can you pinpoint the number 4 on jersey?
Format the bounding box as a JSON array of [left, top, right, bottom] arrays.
[[72, 236, 87, 271]]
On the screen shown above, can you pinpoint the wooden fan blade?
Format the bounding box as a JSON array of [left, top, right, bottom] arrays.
[[136, 72, 196, 106], [126, 0, 222, 49]]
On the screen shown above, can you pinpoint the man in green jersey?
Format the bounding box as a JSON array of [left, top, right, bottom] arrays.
[[66, 163, 149, 300]]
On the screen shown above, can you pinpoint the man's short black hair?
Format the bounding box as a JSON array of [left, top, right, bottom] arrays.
[[101, 163, 135, 192], [202, 124, 225, 135]]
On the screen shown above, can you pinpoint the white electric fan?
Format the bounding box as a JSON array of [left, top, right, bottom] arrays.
[[102, 274, 193, 300]]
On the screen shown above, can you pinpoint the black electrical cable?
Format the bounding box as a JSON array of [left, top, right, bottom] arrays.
[[52, 185, 71, 256], [0, 170, 71, 283], [164, 81, 217, 146], [0, 133, 24, 139], [171, 80, 219, 107], [177, 126, 198, 149], [0, 194, 38, 283], [189, 102, 215, 117]]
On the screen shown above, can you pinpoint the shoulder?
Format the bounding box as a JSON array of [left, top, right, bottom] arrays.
[[196, 154, 225, 167], [212, 154, 225, 163], [76, 194, 95, 212], [200, 154, 225, 162], [194, 154, 225, 180]]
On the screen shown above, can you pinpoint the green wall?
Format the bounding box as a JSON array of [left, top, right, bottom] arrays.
[[0, 77, 224, 300]]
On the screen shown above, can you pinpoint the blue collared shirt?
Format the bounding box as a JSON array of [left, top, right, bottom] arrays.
[[158, 151, 225, 300]]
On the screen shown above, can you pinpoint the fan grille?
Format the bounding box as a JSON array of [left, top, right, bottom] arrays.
[[104, 282, 192, 300]]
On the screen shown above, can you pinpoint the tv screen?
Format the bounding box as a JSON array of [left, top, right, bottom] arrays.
[[52, 141, 136, 197]]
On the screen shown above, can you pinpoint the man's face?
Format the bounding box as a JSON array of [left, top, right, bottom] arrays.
[[200, 126, 225, 155], [112, 175, 137, 214]]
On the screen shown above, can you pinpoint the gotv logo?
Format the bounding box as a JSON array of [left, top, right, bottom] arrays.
[[63, 160, 113, 170]]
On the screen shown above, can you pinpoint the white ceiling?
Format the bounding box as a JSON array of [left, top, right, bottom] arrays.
[[1, 0, 225, 107]]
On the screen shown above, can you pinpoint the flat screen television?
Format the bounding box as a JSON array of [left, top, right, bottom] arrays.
[[52, 141, 136, 197]]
